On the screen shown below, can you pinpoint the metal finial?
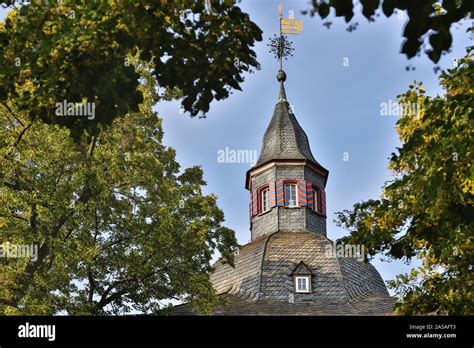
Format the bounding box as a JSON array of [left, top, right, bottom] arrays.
[[277, 70, 287, 82], [277, 70, 287, 101]]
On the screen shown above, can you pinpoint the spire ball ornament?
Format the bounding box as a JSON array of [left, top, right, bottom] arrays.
[[277, 70, 287, 82]]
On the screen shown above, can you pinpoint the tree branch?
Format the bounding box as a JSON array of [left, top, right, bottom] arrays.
[[0, 298, 19, 308], [88, 270, 96, 304], [88, 135, 97, 159], [1, 101, 25, 127], [14, 123, 32, 147]]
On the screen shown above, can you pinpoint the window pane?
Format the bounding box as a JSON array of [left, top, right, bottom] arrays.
[[296, 277, 308, 291], [284, 185, 290, 205], [262, 188, 269, 212], [312, 189, 318, 211], [285, 184, 297, 206]]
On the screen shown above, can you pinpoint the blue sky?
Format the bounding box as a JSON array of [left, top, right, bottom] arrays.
[[0, 2, 471, 293]]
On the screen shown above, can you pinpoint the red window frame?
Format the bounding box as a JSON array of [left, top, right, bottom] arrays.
[[311, 186, 322, 214], [257, 184, 270, 214], [283, 180, 298, 206]]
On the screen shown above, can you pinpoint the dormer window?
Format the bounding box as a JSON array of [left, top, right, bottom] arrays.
[[284, 183, 298, 207], [295, 276, 311, 293], [290, 261, 313, 294]]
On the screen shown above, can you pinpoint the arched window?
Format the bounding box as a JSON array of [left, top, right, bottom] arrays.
[[311, 188, 319, 213], [284, 182, 298, 207]]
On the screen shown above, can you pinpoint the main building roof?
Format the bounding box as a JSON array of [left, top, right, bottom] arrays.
[[174, 232, 396, 315]]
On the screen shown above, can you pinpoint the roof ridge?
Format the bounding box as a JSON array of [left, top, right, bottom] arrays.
[[257, 231, 279, 300], [286, 106, 317, 164], [333, 251, 358, 314], [281, 101, 302, 160]]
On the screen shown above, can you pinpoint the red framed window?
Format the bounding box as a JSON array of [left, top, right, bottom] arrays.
[[311, 188, 319, 213], [284, 181, 298, 207], [260, 187, 269, 213], [257, 185, 270, 214]]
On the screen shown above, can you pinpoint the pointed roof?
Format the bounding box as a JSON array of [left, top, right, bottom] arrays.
[[254, 70, 318, 167], [245, 70, 329, 190], [290, 260, 314, 276]]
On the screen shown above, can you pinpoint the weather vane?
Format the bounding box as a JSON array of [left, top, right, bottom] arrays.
[[267, 2, 303, 71]]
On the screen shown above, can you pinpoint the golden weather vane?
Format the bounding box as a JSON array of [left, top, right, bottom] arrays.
[[268, 2, 303, 71]]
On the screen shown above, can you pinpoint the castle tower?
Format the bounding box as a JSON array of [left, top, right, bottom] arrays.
[[246, 70, 329, 241]]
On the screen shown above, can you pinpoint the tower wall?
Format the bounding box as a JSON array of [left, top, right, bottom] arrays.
[[249, 163, 327, 240]]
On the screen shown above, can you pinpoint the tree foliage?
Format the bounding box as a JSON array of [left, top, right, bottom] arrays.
[[304, 0, 473, 63], [0, 59, 238, 315], [0, 0, 262, 140], [335, 49, 473, 315]]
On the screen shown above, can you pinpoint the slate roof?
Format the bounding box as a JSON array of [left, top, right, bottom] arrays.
[[254, 80, 319, 167], [173, 292, 396, 316], [173, 232, 396, 315]]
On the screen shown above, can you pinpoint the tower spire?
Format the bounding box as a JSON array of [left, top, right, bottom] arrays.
[[245, 5, 328, 241]]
